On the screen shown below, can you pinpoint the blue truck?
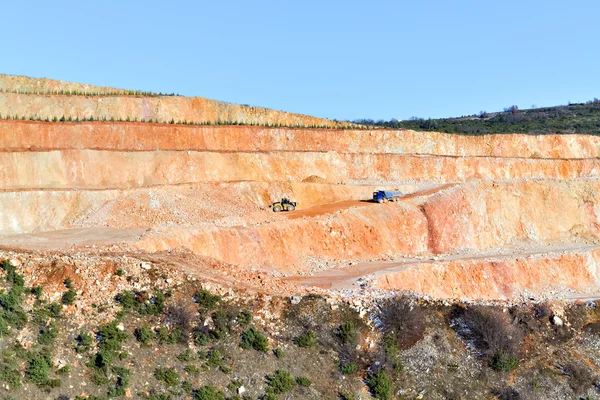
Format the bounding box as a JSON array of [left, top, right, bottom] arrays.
[[373, 190, 403, 203]]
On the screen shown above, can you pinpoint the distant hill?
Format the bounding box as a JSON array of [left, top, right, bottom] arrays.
[[355, 99, 600, 135]]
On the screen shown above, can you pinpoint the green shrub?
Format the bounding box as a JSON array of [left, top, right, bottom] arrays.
[[194, 330, 210, 346], [296, 376, 311, 387], [135, 325, 153, 346], [240, 327, 269, 352], [28, 286, 43, 300], [237, 310, 252, 326], [366, 370, 392, 400], [294, 330, 317, 348], [57, 365, 71, 375], [184, 364, 200, 376], [38, 320, 59, 345], [194, 386, 225, 400], [156, 327, 181, 344], [109, 366, 131, 397], [2, 260, 24, 288], [115, 291, 136, 309], [227, 379, 243, 392], [48, 302, 62, 318], [98, 320, 127, 350], [195, 289, 220, 315], [64, 278, 74, 290], [177, 349, 196, 362], [0, 352, 22, 388], [0, 316, 8, 336], [339, 322, 358, 345], [26, 352, 52, 386], [181, 380, 193, 392], [76, 331, 93, 353], [207, 349, 224, 368], [211, 309, 233, 339], [93, 320, 127, 369], [266, 370, 296, 394], [341, 362, 358, 375], [62, 289, 77, 305], [489, 350, 519, 372], [154, 367, 180, 387], [115, 290, 166, 315], [273, 348, 284, 359], [115, 269, 124, 277]]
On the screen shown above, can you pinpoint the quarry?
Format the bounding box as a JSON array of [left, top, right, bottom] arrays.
[[2, 74, 600, 399], [2, 74, 600, 303]]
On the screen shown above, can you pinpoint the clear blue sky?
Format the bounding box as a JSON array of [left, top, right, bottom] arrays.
[[2, 0, 599, 121]]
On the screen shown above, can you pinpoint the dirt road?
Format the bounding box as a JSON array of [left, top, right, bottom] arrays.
[[284, 183, 456, 219], [287, 243, 600, 290]]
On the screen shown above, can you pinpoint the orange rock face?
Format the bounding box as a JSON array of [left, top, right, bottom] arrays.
[[372, 248, 600, 300]]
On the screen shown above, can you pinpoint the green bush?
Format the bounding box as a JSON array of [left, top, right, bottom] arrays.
[[38, 320, 59, 345], [185, 364, 200, 376], [296, 376, 311, 387], [194, 330, 210, 346], [76, 331, 93, 353], [57, 365, 71, 375], [48, 302, 62, 318], [196, 289, 220, 315], [273, 348, 284, 359], [194, 386, 225, 400], [207, 349, 224, 368], [26, 352, 52, 386], [227, 379, 243, 392], [93, 320, 127, 369], [240, 327, 269, 352], [28, 286, 43, 300], [154, 367, 180, 387], [156, 327, 181, 344], [177, 349, 196, 362], [3, 260, 24, 288], [0, 352, 22, 388], [135, 325, 153, 346], [109, 366, 131, 397], [294, 330, 317, 348], [181, 380, 193, 392], [366, 370, 392, 400], [211, 309, 233, 339], [339, 322, 359, 345], [237, 310, 252, 326], [341, 362, 358, 375], [62, 289, 77, 305], [115, 291, 137, 309], [489, 350, 519, 372], [266, 370, 296, 394], [115, 290, 166, 315], [64, 278, 74, 289]]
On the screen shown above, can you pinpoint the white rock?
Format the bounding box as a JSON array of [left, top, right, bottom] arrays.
[[290, 295, 302, 305], [551, 315, 563, 326], [238, 386, 246, 394], [140, 262, 151, 270], [9, 258, 21, 267]]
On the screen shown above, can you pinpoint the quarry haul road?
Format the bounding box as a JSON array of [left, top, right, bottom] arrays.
[[286, 243, 600, 290], [284, 183, 456, 219]]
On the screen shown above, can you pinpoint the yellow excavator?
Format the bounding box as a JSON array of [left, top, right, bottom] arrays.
[[270, 198, 296, 212]]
